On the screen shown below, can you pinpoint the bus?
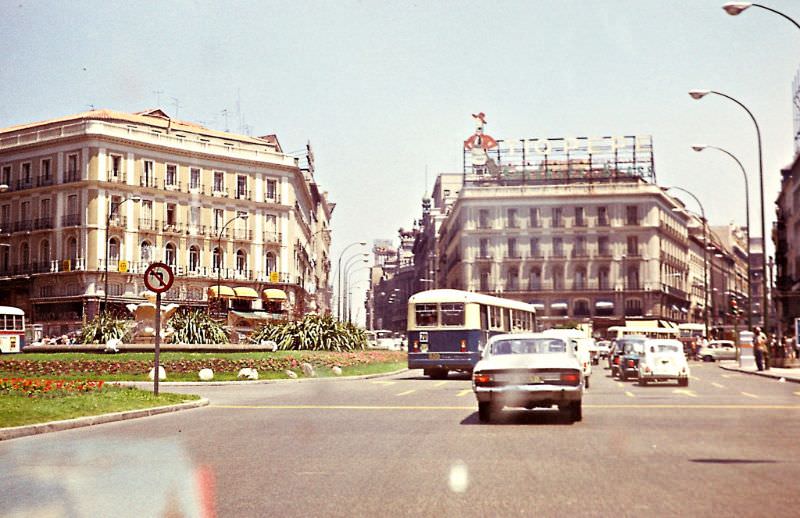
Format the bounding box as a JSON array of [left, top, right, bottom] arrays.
[[607, 326, 678, 340], [0, 306, 26, 353], [407, 289, 538, 378]]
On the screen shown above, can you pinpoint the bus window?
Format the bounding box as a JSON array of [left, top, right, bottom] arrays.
[[489, 305, 502, 330], [415, 304, 438, 327], [503, 308, 511, 332], [480, 304, 488, 330], [440, 303, 465, 326]]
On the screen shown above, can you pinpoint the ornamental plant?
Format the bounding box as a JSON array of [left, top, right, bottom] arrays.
[[80, 311, 131, 344], [0, 377, 105, 398], [249, 314, 368, 351], [169, 309, 229, 344]]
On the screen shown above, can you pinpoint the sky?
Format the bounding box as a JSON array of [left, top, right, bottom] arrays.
[[2, 0, 799, 324]]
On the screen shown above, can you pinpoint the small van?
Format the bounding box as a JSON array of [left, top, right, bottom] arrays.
[[541, 329, 593, 389]]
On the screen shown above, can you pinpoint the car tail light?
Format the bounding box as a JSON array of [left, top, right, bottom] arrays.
[[413, 340, 419, 352], [473, 372, 492, 385], [613, 357, 620, 365], [627, 359, 635, 368], [560, 371, 581, 385], [460, 339, 467, 352], [643, 365, 651, 373]]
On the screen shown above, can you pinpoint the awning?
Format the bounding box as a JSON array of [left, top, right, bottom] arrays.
[[208, 285, 236, 298], [530, 303, 545, 310], [233, 287, 259, 300], [263, 288, 288, 301], [550, 302, 568, 309], [595, 301, 614, 309]]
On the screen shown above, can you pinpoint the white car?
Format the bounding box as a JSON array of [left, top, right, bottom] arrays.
[[638, 339, 690, 386], [541, 329, 593, 389], [472, 333, 584, 423], [698, 340, 736, 362]]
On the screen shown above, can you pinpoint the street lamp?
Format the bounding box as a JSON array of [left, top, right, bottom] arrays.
[[692, 144, 752, 328], [336, 241, 367, 320], [689, 89, 768, 333], [103, 195, 141, 312], [343, 257, 369, 323], [722, 2, 800, 29], [216, 212, 249, 313], [667, 186, 710, 337]]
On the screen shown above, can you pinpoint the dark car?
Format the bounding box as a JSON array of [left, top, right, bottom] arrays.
[[608, 336, 647, 378], [617, 339, 647, 381]]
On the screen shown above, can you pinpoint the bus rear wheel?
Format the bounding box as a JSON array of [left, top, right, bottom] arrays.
[[428, 368, 448, 379]]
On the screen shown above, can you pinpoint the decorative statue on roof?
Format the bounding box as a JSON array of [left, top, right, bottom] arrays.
[[463, 112, 498, 168]]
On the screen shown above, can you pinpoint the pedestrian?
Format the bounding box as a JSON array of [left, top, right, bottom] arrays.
[[754, 327, 766, 371]]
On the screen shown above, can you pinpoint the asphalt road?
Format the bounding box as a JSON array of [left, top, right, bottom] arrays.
[[3, 362, 800, 517]]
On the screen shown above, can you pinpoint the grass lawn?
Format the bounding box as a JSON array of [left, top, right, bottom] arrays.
[[0, 386, 200, 428]]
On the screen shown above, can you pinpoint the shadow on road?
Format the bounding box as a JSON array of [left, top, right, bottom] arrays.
[[690, 459, 778, 465], [460, 409, 575, 426]]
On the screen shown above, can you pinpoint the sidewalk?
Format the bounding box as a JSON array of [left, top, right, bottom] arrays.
[[718, 360, 800, 384]]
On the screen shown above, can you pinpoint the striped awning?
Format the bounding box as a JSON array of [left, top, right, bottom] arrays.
[[233, 287, 259, 300], [595, 301, 614, 309], [263, 288, 288, 301], [550, 302, 568, 309], [208, 285, 236, 298]]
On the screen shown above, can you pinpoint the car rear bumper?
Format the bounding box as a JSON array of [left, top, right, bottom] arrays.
[[473, 384, 582, 407], [408, 352, 479, 371]]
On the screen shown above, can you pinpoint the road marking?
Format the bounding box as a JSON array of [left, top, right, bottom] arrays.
[[625, 391, 635, 398], [741, 392, 759, 399], [711, 382, 725, 389], [396, 390, 416, 396], [371, 381, 396, 386], [721, 374, 733, 379], [673, 389, 698, 398], [457, 389, 472, 397], [211, 404, 800, 411], [691, 376, 701, 381], [433, 381, 449, 387], [616, 382, 624, 388], [795, 391, 800, 397]]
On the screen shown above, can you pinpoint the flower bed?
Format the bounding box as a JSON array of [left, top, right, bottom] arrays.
[[0, 377, 105, 398]]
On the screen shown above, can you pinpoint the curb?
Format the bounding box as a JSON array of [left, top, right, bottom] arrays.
[[718, 364, 800, 384], [111, 367, 410, 388], [0, 397, 209, 442]]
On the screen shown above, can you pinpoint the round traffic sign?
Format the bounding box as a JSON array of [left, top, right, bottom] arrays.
[[143, 262, 174, 293]]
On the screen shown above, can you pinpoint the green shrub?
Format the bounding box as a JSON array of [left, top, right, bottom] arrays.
[[169, 309, 229, 344], [80, 312, 131, 344], [250, 314, 367, 351]]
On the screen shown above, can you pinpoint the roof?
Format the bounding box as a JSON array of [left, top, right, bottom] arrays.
[[0, 306, 24, 316], [408, 289, 537, 313]]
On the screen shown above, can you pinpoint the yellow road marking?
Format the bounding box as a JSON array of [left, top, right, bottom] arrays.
[[691, 376, 700, 381], [721, 374, 733, 379], [433, 381, 448, 387], [457, 389, 472, 397], [371, 381, 396, 386], [795, 391, 800, 397], [711, 382, 725, 389], [625, 391, 635, 398], [673, 389, 698, 398], [211, 404, 800, 411], [396, 390, 416, 396], [616, 382, 624, 388], [741, 392, 759, 399]]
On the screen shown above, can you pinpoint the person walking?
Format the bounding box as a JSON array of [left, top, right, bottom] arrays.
[[754, 327, 767, 371]]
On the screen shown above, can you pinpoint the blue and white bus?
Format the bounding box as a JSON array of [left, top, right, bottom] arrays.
[[407, 289, 538, 378], [0, 306, 26, 353]]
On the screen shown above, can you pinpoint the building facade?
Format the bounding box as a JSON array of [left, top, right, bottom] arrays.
[[0, 109, 333, 336]]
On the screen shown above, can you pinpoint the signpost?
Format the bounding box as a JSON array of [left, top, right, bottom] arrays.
[[143, 262, 174, 396]]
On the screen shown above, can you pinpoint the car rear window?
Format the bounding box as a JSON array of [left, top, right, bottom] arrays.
[[490, 338, 566, 355]]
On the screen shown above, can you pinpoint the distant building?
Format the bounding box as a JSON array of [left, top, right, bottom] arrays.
[[775, 158, 800, 334], [0, 108, 333, 336]]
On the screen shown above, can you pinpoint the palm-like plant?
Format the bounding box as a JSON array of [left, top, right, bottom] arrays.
[[169, 309, 229, 344], [80, 311, 131, 344], [250, 314, 367, 351]]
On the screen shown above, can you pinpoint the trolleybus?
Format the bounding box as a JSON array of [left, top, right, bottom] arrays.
[[0, 306, 26, 353]]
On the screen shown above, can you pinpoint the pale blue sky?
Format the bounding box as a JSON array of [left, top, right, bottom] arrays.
[[2, 0, 799, 317]]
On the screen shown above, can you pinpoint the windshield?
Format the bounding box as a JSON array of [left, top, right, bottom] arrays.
[[652, 344, 681, 354], [489, 338, 567, 355], [623, 342, 645, 354]]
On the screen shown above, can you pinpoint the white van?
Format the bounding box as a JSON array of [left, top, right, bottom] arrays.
[[541, 329, 593, 389]]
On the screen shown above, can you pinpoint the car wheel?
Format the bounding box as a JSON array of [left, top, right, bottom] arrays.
[[584, 376, 590, 389], [639, 377, 648, 386], [478, 402, 494, 423], [702, 355, 712, 362], [620, 370, 627, 381], [430, 369, 448, 380], [679, 378, 689, 387], [569, 401, 582, 422]]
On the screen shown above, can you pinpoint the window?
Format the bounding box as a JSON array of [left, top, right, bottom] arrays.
[[529, 207, 540, 227], [21, 201, 30, 221], [165, 242, 176, 266], [529, 267, 541, 290], [40, 240, 50, 264], [265, 179, 278, 200], [574, 266, 587, 289], [265, 252, 277, 273], [214, 209, 224, 232], [507, 237, 517, 258], [67, 154, 79, 179], [67, 237, 78, 262], [415, 303, 438, 327], [627, 235, 639, 256], [478, 209, 490, 228], [507, 208, 518, 228], [552, 266, 564, 290], [20, 242, 29, 266], [21, 162, 31, 184], [480, 270, 490, 291], [575, 207, 585, 226], [627, 266, 640, 290], [0, 246, 8, 272], [440, 303, 464, 326], [165, 203, 177, 226], [190, 168, 201, 189], [190, 206, 200, 230], [1, 165, 10, 185], [552, 207, 562, 227], [574, 300, 590, 317], [598, 206, 608, 226], [214, 171, 224, 193], [109, 238, 120, 262], [598, 236, 610, 257], [553, 237, 563, 257], [479, 238, 490, 259], [165, 164, 177, 186], [189, 246, 200, 271], [41, 159, 51, 180], [626, 205, 639, 225], [140, 241, 152, 262], [507, 267, 519, 290], [625, 298, 643, 316], [0, 204, 8, 232], [141, 200, 153, 226], [110, 155, 121, 178], [574, 236, 586, 257], [143, 160, 154, 186], [237, 175, 247, 199], [530, 238, 540, 258], [598, 266, 610, 290], [236, 249, 247, 272], [213, 247, 222, 270]]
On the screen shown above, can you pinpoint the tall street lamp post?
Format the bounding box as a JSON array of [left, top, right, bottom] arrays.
[[722, 2, 800, 30], [104, 195, 141, 312], [342, 255, 368, 323], [667, 186, 710, 337], [216, 213, 248, 313], [692, 144, 752, 328], [336, 242, 366, 320], [346, 266, 370, 324], [689, 89, 768, 333]]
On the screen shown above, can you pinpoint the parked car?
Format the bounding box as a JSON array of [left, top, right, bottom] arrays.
[[617, 339, 647, 381], [698, 340, 736, 362], [638, 339, 690, 386], [472, 333, 584, 423]]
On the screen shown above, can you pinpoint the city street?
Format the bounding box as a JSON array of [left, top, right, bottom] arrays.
[[3, 363, 800, 517]]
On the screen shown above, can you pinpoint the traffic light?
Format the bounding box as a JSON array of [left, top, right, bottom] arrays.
[[729, 297, 739, 316]]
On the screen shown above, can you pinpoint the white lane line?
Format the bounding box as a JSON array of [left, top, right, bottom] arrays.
[[457, 389, 472, 397], [372, 381, 396, 386], [794, 391, 800, 397], [711, 382, 725, 389], [721, 374, 733, 379], [396, 390, 416, 396], [741, 392, 759, 399], [625, 391, 636, 398], [433, 381, 449, 387], [673, 389, 698, 398]]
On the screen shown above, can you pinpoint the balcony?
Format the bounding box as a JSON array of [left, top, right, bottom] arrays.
[[107, 215, 126, 229], [63, 170, 81, 183], [596, 250, 613, 259], [108, 171, 126, 183], [211, 187, 229, 198], [163, 180, 182, 192], [574, 219, 587, 228], [235, 189, 251, 201], [139, 176, 157, 188], [61, 214, 81, 227], [36, 175, 54, 187], [263, 231, 282, 244], [162, 221, 184, 234], [232, 228, 252, 241], [13, 219, 33, 232], [188, 182, 204, 193], [571, 249, 590, 259], [264, 193, 282, 204], [597, 218, 610, 227], [15, 178, 33, 191], [504, 253, 523, 261], [138, 218, 159, 232], [475, 253, 492, 261], [34, 217, 54, 230], [550, 250, 566, 259]]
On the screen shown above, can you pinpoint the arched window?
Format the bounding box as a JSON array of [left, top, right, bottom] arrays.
[[213, 247, 221, 271], [574, 266, 586, 290], [236, 249, 246, 273], [165, 242, 176, 266], [109, 237, 120, 262], [529, 267, 541, 290], [265, 252, 276, 274], [189, 245, 200, 271], [20, 242, 29, 267], [140, 240, 152, 263], [40, 239, 50, 266]]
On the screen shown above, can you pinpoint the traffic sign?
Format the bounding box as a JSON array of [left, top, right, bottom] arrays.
[[143, 262, 174, 293], [118, 259, 129, 273]]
